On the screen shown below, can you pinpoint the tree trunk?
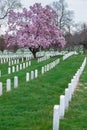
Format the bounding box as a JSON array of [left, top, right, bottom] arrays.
[[83, 46, 86, 53], [33, 51, 36, 59], [29, 48, 37, 59], [83, 44, 87, 53]]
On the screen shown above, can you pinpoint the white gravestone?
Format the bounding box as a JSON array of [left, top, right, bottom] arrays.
[[29, 61, 31, 66], [12, 66, 15, 73], [65, 88, 69, 110], [31, 71, 34, 80], [14, 76, 18, 88], [59, 95, 65, 119], [6, 79, 11, 92], [16, 65, 19, 72], [23, 63, 25, 69], [20, 64, 22, 70], [53, 105, 60, 130], [35, 69, 38, 78], [0, 70, 1, 77], [42, 67, 44, 74], [8, 67, 11, 74], [26, 73, 30, 82], [0, 82, 2, 96]]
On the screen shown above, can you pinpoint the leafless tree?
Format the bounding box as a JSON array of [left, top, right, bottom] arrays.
[[51, 0, 74, 33], [0, 0, 21, 20], [65, 23, 87, 53], [0, 0, 22, 29], [79, 23, 87, 53]]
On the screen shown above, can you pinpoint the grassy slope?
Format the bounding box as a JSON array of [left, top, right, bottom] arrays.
[[0, 55, 85, 130], [60, 57, 87, 130]]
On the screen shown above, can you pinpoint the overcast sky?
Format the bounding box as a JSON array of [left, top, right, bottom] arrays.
[[1, 0, 87, 34], [21, 0, 87, 23]]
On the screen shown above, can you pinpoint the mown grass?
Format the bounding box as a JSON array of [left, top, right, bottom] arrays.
[[60, 57, 87, 130], [0, 56, 62, 93], [0, 54, 85, 130]]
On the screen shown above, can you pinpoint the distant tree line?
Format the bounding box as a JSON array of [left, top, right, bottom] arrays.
[[65, 23, 87, 53]]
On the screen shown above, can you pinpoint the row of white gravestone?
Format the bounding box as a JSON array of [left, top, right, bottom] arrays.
[[8, 59, 20, 66], [0, 57, 20, 64], [0, 55, 32, 64], [8, 61, 31, 74], [53, 57, 86, 130], [37, 56, 50, 63], [37, 52, 61, 63], [26, 69, 38, 82], [44, 51, 61, 57], [41, 59, 60, 74], [0, 76, 18, 96], [0, 53, 32, 59], [36, 52, 44, 57], [26, 59, 60, 81], [63, 51, 75, 60], [8, 57, 31, 66], [0, 57, 59, 95], [0, 51, 61, 64], [0, 69, 38, 96], [0, 58, 9, 64]]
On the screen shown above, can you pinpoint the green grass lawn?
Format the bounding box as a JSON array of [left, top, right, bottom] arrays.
[[60, 57, 87, 130], [0, 54, 86, 130], [0, 56, 62, 93]]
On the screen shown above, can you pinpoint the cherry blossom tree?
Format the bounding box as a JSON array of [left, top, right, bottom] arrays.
[[4, 3, 66, 58]]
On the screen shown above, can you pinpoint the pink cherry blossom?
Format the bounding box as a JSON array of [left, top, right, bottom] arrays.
[[4, 3, 66, 58]]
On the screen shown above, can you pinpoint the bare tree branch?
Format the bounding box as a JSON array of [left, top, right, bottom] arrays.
[[51, 0, 74, 33], [0, 0, 22, 20]]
